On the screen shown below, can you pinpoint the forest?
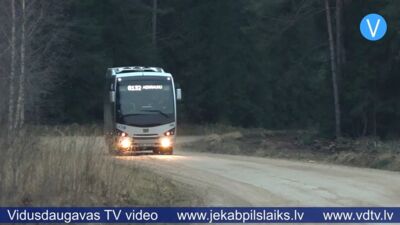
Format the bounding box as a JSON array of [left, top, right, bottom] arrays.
[[1, 0, 400, 138]]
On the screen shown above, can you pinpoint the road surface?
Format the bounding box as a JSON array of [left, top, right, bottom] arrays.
[[114, 136, 400, 206]]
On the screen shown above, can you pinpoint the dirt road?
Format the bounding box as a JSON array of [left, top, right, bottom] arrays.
[[114, 136, 400, 206]]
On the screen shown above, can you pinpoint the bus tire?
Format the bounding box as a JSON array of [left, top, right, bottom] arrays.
[[109, 149, 120, 156], [153, 148, 160, 155], [164, 148, 173, 155]]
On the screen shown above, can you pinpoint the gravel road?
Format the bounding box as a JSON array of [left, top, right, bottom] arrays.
[[114, 136, 400, 206]]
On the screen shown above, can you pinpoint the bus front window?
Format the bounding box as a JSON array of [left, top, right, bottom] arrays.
[[116, 77, 175, 127]]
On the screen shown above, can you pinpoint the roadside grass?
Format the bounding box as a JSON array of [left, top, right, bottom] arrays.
[[0, 127, 201, 206], [180, 124, 400, 171], [178, 123, 240, 136]]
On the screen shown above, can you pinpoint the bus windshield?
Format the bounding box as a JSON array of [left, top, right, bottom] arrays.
[[116, 76, 174, 127]]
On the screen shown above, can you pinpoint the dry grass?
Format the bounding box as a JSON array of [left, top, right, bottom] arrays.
[[0, 127, 200, 206], [178, 123, 240, 135], [181, 126, 400, 171]]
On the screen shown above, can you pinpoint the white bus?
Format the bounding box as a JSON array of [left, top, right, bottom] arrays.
[[104, 66, 182, 155]]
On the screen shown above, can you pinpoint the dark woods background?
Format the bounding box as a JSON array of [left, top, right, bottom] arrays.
[[1, 0, 400, 138]]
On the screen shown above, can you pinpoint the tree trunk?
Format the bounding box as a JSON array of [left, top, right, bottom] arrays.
[[372, 98, 377, 137], [16, 0, 26, 129], [16, 0, 26, 128], [362, 112, 368, 136], [325, 0, 342, 138], [152, 0, 158, 48], [335, 0, 344, 67], [8, 0, 17, 137]]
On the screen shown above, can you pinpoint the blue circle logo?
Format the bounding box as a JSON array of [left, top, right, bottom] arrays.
[[360, 13, 387, 41]]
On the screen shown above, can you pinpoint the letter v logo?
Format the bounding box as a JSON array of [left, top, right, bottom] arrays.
[[366, 18, 380, 38], [360, 13, 387, 41]]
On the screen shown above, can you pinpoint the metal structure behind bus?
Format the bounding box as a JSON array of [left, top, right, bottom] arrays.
[[104, 66, 182, 155]]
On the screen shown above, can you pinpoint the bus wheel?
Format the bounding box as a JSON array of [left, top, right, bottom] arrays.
[[164, 148, 173, 155], [153, 148, 160, 155], [109, 149, 120, 156], [108, 147, 123, 156]]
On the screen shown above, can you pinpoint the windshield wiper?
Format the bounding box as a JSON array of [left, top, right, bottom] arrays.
[[120, 113, 146, 118], [140, 109, 169, 118]]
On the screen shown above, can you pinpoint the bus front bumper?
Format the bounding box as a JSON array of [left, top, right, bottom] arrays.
[[115, 136, 174, 152]]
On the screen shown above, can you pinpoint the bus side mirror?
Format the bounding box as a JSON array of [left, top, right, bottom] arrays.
[[109, 91, 115, 103], [176, 89, 182, 101]]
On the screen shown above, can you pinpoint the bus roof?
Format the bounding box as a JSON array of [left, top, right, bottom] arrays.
[[115, 71, 172, 78], [109, 66, 166, 75]]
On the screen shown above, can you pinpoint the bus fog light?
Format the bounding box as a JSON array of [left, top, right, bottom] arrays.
[[119, 137, 132, 149], [160, 137, 171, 148]]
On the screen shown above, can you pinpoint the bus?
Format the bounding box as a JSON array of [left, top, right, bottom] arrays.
[[104, 66, 182, 155]]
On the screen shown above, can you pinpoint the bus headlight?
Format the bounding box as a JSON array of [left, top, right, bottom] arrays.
[[164, 128, 175, 136], [119, 137, 132, 149], [160, 137, 171, 148]]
